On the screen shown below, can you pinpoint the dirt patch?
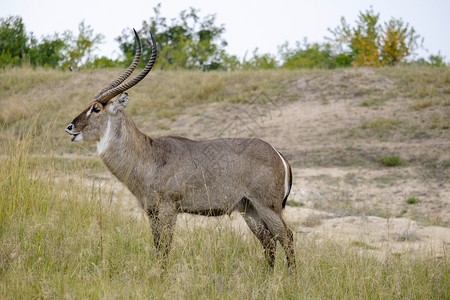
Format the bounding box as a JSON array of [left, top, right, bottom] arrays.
[[285, 207, 449, 259]]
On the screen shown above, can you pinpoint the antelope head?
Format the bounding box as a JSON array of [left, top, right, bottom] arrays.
[[65, 29, 157, 143]]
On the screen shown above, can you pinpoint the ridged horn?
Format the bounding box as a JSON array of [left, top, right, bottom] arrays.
[[95, 31, 157, 105], [93, 29, 142, 100]]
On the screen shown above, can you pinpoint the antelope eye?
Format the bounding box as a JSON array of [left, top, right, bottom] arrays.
[[92, 104, 101, 113]]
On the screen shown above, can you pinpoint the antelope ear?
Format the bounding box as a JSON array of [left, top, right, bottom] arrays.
[[109, 93, 129, 114]]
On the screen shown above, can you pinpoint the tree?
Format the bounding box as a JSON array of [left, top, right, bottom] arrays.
[[65, 20, 104, 68], [0, 16, 28, 67], [28, 34, 66, 68], [116, 4, 228, 70], [0, 16, 104, 69], [329, 7, 422, 66], [380, 19, 421, 65]]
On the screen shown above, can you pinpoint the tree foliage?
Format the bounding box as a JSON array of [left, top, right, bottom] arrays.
[[279, 39, 351, 69], [241, 49, 278, 70], [380, 19, 421, 65], [329, 7, 423, 66], [0, 16, 28, 67], [65, 21, 105, 68], [1, 7, 445, 70], [27, 35, 66, 68], [116, 4, 228, 70], [0, 16, 104, 69]]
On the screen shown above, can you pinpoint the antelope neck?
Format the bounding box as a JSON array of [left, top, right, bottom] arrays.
[[97, 117, 112, 155], [97, 112, 152, 192]]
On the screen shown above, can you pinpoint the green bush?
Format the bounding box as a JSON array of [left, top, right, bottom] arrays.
[[279, 40, 351, 69]]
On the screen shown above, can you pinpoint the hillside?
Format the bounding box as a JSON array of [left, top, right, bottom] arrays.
[[1, 66, 449, 298], [1, 66, 449, 255]]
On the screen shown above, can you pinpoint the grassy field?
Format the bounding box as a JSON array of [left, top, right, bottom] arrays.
[[1, 66, 449, 298]]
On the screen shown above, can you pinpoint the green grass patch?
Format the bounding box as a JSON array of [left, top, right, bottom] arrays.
[[380, 155, 402, 167], [406, 197, 420, 205], [410, 98, 450, 111], [396, 209, 408, 218], [410, 99, 437, 110]]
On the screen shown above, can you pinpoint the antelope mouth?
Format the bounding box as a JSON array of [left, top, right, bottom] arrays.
[[65, 126, 81, 142], [66, 130, 82, 142]]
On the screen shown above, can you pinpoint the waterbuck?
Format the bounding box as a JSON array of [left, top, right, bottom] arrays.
[[65, 30, 295, 269]]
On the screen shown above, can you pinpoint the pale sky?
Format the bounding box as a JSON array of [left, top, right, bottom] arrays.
[[2, 0, 449, 62]]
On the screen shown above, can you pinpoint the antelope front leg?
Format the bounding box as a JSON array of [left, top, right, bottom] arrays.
[[147, 203, 177, 257]]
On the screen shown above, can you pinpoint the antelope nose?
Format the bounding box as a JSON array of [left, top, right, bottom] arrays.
[[66, 124, 74, 133]]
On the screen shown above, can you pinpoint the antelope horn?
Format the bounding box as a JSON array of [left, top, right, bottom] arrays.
[[95, 31, 157, 105], [93, 29, 142, 100]]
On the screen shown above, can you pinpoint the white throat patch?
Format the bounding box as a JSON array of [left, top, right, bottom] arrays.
[[97, 118, 111, 155]]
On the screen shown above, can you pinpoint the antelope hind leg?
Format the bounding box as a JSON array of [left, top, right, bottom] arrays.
[[253, 204, 296, 270], [240, 200, 277, 268]]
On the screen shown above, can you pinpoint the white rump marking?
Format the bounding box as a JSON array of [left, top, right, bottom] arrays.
[[97, 118, 111, 155], [272, 146, 290, 199]]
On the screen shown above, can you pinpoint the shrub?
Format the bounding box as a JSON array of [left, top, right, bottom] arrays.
[[380, 155, 402, 167]]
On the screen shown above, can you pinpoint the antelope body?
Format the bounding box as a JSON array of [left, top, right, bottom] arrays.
[[65, 30, 295, 268]]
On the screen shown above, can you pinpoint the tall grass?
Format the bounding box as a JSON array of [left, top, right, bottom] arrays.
[[0, 124, 448, 299], [0, 66, 448, 298]]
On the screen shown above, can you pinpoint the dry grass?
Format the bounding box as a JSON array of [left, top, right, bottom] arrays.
[[0, 67, 304, 156], [1, 134, 448, 298], [0, 66, 449, 298]]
